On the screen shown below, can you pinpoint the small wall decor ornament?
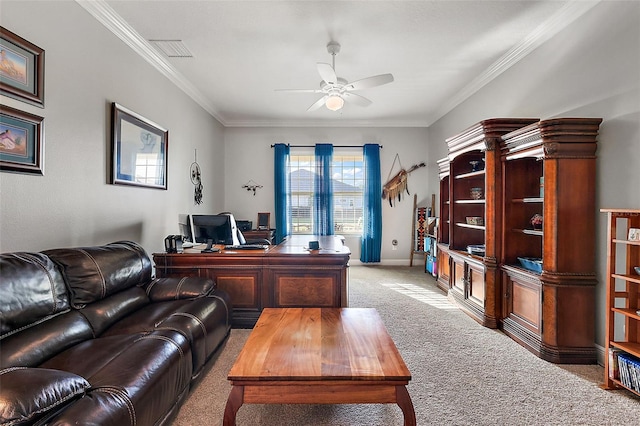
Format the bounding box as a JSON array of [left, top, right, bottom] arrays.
[[381, 153, 425, 207], [242, 180, 263, 196], [190, 149, 203, 205]]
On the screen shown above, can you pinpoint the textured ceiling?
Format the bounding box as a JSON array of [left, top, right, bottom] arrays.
[[82, 1, 599, 127]]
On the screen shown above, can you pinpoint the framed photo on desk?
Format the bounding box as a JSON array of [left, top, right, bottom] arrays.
[[257, 212, 270, 230]]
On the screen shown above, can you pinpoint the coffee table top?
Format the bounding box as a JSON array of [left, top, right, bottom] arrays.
[[227, 308, 411, 382]]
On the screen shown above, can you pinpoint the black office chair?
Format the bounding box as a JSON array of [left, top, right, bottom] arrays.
[[219, 212, 271, 246], [237, 230, 271, 246]]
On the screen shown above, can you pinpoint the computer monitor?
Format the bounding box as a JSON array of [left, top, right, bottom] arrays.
[[178, 214, 194, 243], [191, 214, 234, 244]]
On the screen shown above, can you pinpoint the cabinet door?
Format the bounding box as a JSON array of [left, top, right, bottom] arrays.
[[467, 262, 485, 307], [451, 257, 466, 296], [202, 268, 262, 312], [437, 248, 451, 291], [503, 271, 541, 335]]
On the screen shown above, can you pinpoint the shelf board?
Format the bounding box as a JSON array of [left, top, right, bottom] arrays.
[[611, 307, 640, 320], [455, 199, 485, 204], [610, 341, 640, 358], [454, 170, 485, 180], [613, 238, 640, 246], [512, 228, 543, 236], [512, 197, 544, 203], [609, 378, 640, 397], [456, 223, 485, 231], [612, 273, 640, 284]]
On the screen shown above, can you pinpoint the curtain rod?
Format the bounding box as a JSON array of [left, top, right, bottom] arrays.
[[270, 144, 382, 148]]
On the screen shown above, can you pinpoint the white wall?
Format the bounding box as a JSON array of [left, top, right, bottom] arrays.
[[0, 1, 225, 254], [426, 1, 640, 351], [223, 126, 430, 262]]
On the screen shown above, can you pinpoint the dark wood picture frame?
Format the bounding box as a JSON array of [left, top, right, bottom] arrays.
[[0, 26, 45, 107], [0, 104, 44, 175], [111, 102, 168, 189], [257, 212, 270, 230]]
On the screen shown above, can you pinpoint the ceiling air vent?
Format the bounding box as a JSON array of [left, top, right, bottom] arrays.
[[149, 40, 193, 58]]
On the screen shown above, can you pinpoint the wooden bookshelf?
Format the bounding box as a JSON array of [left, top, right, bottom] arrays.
[[500, 118, 602, 363], [436, 157, 451, 292], [444, 118, 538, 328], [602, 208, 640, 395]]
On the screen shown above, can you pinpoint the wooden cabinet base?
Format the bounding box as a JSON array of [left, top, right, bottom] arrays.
[[448, 249, 499, 329], [501, 265, 596, 364]]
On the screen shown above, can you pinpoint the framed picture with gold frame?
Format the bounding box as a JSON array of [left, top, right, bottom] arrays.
[[0, 26, 45, 107]]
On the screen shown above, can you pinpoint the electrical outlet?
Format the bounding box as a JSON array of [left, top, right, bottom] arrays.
[[392, 239, 398, 251]]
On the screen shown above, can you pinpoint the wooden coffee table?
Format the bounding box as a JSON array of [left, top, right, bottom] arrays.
[[223, 308, 415, 425]]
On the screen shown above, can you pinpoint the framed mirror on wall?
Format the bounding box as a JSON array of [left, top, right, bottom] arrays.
[[257, 212, 270, 230]]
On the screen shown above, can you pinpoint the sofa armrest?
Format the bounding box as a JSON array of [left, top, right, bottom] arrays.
[[0, 367, 90, 425], [144, 277, 214, 302]]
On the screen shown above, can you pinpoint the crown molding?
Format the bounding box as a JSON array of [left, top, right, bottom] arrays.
[[78, 0, 600, 129], [75, 0, 227, 125], [223, 118, 431, 128], [425, 0, 601, 126]]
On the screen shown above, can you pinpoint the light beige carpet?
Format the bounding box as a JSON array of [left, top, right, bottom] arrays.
[[173, 265, 640, 425]]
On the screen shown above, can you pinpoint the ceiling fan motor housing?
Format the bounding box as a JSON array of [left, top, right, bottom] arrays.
[[327, 41, 341, 55]]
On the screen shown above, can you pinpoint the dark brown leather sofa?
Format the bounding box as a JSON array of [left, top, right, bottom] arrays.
[[0, 241, 232, 426]]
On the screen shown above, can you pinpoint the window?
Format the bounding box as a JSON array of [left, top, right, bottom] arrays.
[[332, 154, 364, 233], [288, 151, 364, 234]]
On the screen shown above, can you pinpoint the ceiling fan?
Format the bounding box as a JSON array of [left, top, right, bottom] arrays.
[[276, 41, 394, 112]]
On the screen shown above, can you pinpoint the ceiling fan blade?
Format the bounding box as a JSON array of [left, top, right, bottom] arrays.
[[317, 63, 337, 84], [345, 73, 394, 91], [275, 88, 323, 93], [307, 95, 328, 112], [343, 92, 372, 107]]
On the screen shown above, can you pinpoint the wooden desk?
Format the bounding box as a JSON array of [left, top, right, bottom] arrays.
[[153, 235, 350, 327], [223, 308, 415, 425]]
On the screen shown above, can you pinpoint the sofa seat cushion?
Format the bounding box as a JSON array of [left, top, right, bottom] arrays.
[[0, 252, 70, 337], [0, 366, 90, 425], [44, 241, 151, 308], [43, 330, 193, 426], [0, 311, 93, 369], [77, 287, 150, 337], [39, 334, 146, 378], [100, 300, 194, 337]]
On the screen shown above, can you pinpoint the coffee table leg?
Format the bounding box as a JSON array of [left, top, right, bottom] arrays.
[[396, 385, 416, 426], [223, 385, 244, 426]]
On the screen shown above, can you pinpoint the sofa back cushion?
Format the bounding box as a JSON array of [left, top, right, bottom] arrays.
[[0, 252, 70, 337], [44, 241, 152, 308]]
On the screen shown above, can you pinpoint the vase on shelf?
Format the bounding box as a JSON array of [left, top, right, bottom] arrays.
[[530, 214, 543, 230]]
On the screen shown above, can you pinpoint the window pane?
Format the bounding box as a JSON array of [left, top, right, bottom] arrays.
[[332, 154, 364, 234], [289, 152, 364, 235], [289, 154, 314, 233]]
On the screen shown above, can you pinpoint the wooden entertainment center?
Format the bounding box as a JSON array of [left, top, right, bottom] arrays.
[[436, 118, 602, 363], [154, 235, 350, 327]]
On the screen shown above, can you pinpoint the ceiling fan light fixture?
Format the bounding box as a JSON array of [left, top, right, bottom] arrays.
[[325, 95, 344, 111]]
